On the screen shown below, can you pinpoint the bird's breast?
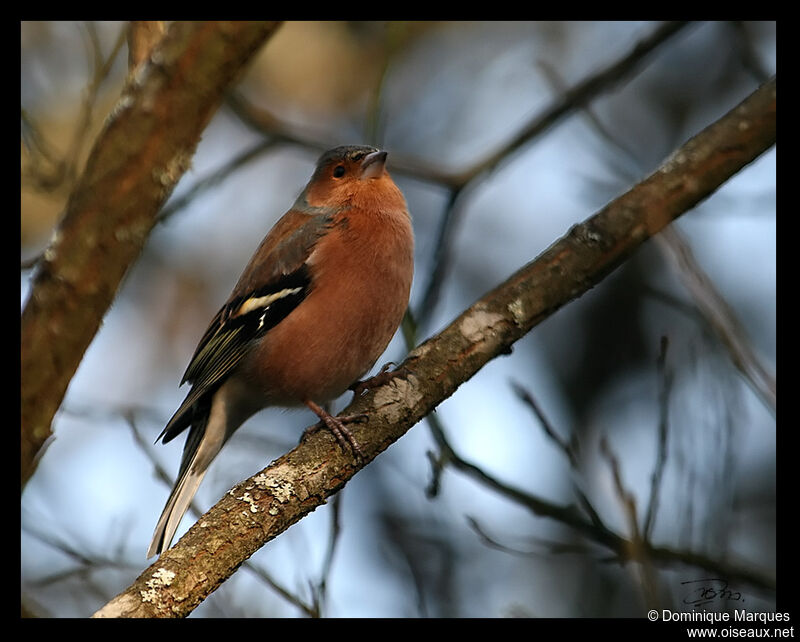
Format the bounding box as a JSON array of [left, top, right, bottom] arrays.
[[241, 206, 414, 405]]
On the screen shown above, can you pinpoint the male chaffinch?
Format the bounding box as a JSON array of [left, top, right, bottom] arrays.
[[147, 145, 414, 558]]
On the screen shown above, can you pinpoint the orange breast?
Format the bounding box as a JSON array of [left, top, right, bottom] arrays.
[[240, 204, 413, 405]]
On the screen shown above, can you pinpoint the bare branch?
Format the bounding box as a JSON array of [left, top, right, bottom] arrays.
[[509, 380, 607, 531], [644, 336, 673, 540], [156, 139, 279, 224], [128, 21, 165, 70], [453, 21, 693, 187], [442, 416, 773, 593], [21, 21, 283, 487], [21, 22, 127, 195], [601, 438, 660, 610], [225, 91, 335, 155], [92, 77, 775, 618], [466, 517, 595, 558], [310, 493, 343, 618], [413, 20, 693, 327], [511, 381, 578, 467]]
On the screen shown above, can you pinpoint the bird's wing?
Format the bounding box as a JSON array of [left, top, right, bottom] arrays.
[[157, 210, 334, 444]]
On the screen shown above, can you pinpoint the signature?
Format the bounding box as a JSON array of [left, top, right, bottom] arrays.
[[681, 578, 744, 608]]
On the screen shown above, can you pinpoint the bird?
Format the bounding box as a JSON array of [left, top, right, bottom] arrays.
[[147, 145, 414, 558]]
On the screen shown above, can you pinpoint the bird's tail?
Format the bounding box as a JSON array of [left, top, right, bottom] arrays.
[[147, 408, 227, 558], [146, 463, 209, 558]]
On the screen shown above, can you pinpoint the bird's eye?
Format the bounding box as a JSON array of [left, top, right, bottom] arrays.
[[333, 165, 346, 178]]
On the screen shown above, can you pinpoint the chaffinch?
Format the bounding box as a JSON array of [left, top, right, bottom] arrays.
[[147, 145, 414, 558]]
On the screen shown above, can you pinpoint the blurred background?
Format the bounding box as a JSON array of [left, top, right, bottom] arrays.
[[21, 21, 776, 618]]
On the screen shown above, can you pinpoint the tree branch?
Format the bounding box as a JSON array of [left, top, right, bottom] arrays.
[[413, 20, 691, 328], [127, 21, 165, 70], [92, 77, 775, 618], [20, 21, 282, 487]]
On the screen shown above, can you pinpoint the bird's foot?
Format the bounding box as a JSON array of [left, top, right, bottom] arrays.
[[349, 362, 409, 398], [303, 400, 368, 460]]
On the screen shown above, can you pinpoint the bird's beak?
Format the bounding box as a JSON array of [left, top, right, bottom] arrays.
[[360, 150, 388, 179]]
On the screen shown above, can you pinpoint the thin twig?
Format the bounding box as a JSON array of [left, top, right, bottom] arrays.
[[509, 380, 611, 532], [240, 564, 316, 618], [414, 21, 693, 328], [644, 336, 672, 540], [437, 421, 773, 593], [511, 381, 577, 467], [728, 21, 772, 83], [21, 22, 127, 195], [415, 186, 462, 329], [67, 22, 127, 184], [536, 58, 643, 179], [467, 516, 595, 558], [311, 493, 343, 618], [655, 226, 776, 413], [157, 140, 279, 224], [225, 92, 335, 156], [601, 437, 660, 609], [20, 109, 65, 190]]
